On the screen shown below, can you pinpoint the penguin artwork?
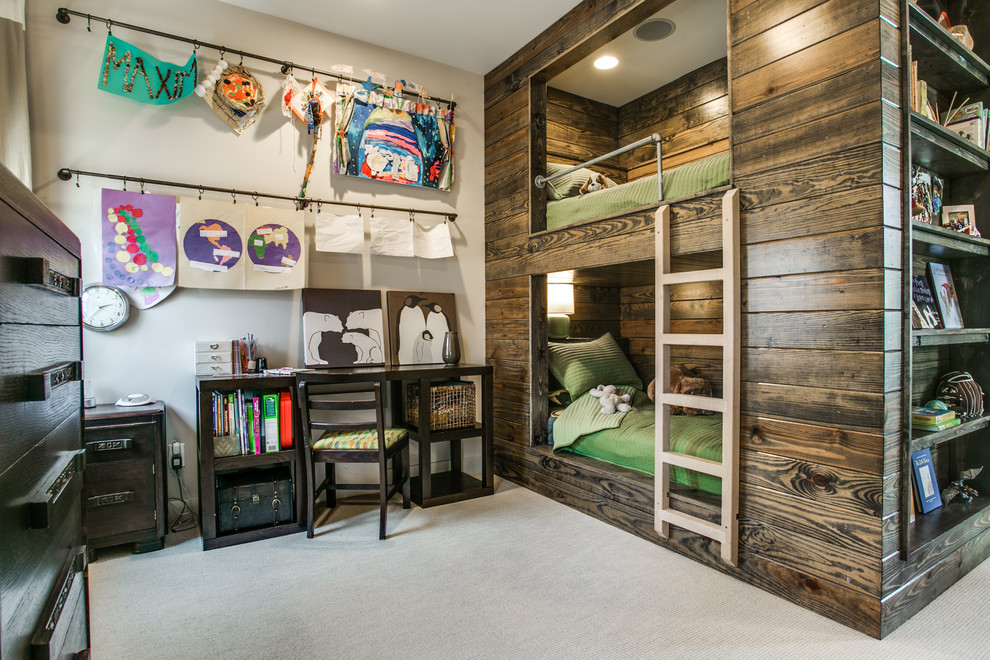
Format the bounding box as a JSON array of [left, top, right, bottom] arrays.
[[424, 302, 450, 363], [396, 295, 426, 364], [414, 330, 434, 363]]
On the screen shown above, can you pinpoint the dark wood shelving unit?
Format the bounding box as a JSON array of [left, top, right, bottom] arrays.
[[909, 413, 990, 454], [909, 3, 990, 92], [913, 221, 990, 258], [907, 497, 990, 560], [196, 375, 306, 550], [910, 112, 990, 176], [912, 328, 990, 346]]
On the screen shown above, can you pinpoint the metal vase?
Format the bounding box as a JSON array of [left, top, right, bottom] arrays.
[[441, 331, 461, 364]]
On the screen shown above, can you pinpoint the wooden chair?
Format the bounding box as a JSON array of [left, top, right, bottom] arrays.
[[296, 371, 410, 539]]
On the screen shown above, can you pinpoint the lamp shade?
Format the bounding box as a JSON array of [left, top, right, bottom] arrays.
[[547, 283, 575, 315]]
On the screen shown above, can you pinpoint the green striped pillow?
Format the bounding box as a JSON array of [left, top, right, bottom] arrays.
[[549, 333, 643, 399]]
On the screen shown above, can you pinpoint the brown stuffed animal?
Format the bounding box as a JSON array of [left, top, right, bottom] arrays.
[[647, 364, 713, 415], [579, 173, 612, 195]]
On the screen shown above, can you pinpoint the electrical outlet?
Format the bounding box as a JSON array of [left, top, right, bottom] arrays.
[[171, 441, 183, 470]]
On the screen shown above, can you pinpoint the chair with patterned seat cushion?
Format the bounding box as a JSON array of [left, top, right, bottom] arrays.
[[296, 371, 410, 539]]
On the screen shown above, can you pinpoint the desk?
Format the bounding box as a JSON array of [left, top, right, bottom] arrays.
[[385, 363, 494, 507]]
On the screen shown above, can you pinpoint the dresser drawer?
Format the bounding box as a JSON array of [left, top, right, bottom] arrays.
[[0, 209, 80, 326], [84, 418, 157, 465], [30, 546, 89, 660], [85, 460, 157, 541]]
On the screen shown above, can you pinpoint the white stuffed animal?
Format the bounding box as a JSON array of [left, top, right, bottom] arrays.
[[589, 384, 632, 414]]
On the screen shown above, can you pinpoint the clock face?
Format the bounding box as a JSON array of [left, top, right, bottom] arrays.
[[82, 284, 130, 331]]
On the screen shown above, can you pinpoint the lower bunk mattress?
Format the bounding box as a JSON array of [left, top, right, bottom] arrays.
[[551, 387, 722, 495], [545, 151, 730, 231]]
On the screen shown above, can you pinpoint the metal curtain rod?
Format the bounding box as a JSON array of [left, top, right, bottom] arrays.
[[56, 168, 457, 221], [534, 133, 662, 189], [55, 7, 456, 109]]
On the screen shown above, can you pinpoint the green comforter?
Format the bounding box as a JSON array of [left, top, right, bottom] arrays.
[[552, 387, 723, 495], [545, 151, 730, 230]]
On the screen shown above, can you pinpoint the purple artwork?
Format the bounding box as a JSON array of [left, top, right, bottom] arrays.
[[182, 219, 243, 272], [247, 224, 302, 274], [101, 189, 177, 287]]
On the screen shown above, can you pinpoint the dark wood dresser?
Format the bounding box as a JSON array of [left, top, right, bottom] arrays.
[[0, 163, 90, 658], [84, 402, 167, 558]]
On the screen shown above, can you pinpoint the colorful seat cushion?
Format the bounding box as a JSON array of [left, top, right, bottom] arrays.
[[312, 427, 407, 450]]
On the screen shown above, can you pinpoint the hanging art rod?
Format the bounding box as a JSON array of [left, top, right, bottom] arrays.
[[56, 168, 457, 221], [55, 7, 456, 109]]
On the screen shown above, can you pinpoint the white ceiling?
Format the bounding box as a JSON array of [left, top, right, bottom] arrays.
[[218, 0, 727, 107]]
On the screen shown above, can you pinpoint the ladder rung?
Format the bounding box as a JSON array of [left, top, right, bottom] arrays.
[[656, 508, 725, 540], [658, 450, 725, 477], [657, 268, 726, 285], [657, 393, 726, 413], [658, 333, 727, 346]]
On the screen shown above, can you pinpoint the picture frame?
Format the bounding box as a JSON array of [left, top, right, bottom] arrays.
[[941, 204, 976, 229], [911, 448, 942, 514], [302, 288, 385, 367], [927, 262, 965, 329], [385, 291, 457, 365]]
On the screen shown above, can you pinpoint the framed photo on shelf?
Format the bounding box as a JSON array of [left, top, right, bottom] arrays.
[[942, 204, 976, 229], [911, 274, 943, 329], [927, 262, 964, 329], [911, 448, 942, 514]]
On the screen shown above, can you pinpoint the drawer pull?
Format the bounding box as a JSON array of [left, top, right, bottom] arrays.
[[31, 546, 86, 653], [87, 438, 133, 452], [26, 361, 82, 402], [88, 491, 135, 508], [29, 450, 85, 529], [23, 257, 80, 297]]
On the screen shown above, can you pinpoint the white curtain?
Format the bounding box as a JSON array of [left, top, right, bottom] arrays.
[[0, 0, 31, 187]]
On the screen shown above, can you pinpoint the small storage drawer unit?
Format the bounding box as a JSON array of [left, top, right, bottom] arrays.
[[84, 402, 167, 557]]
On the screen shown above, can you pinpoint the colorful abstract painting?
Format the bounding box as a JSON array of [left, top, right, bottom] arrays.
[[333, 89, 453, 191], [385, 291, 457, 365], [101, 189, 177, 288], [302, 289, 385, 367]]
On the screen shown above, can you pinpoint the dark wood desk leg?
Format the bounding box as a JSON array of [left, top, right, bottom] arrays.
[[390, 380, 403, 428], [483, 371, 494, 488], [418, 377, 432, 502], [450, 439, 462, 474]]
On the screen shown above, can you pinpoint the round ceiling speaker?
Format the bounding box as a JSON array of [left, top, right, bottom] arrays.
[[634, 18, 676, 41]]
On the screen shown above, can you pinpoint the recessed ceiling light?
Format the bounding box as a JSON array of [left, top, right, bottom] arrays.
[[594, 55, 618, 70], [634, 18, 676, 41]]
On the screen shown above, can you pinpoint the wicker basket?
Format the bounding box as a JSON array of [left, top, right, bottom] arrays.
[[407, 381, 476, 430]]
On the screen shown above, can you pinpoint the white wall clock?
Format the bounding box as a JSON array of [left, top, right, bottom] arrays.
[[82, 284, 131, 331]]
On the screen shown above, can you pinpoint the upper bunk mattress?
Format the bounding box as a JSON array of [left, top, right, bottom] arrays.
[[546, 151, 730, 231]]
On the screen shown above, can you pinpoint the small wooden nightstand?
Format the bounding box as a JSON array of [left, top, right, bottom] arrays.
[[84, 402, 167, 558]]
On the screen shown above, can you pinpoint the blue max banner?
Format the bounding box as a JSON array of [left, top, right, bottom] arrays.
[[98, 35, 197, 105]]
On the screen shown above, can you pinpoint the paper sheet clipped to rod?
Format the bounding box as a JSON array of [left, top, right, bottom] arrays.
[[314, 213, 363, 253], [413, 220, 454, 259]]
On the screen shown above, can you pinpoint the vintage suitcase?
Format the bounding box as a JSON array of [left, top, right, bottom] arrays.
[[216, 467, 293, 533]]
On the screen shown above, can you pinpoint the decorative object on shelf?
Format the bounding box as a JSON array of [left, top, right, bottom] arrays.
[[332, 86, 454, 191], [937, 371, 985, 417], [101, 189, 177, 288], [407, 380, 476, 430], [385, 291, 457, 365], [547, 281, 575, 339], [203, 63, 266, 135], [98, 34, 197, 105], [941, 466, 982, 504], [927, 262, 964, 328], [949, 25, 974, 50], [216, 466, 293, 533], [82, 283, 131, 331], [911, 274, 943, 329], [941, 204, 981, 236], [911, 448, 943, 514], [194, 57, 228, 99], [911, 166, 944, 225], [441, 331, 461, 364], [302, 289, 385, 367]]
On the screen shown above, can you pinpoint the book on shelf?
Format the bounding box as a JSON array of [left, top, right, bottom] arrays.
[[912, 406, 956, 425], [911, 448, 943, 514], [913, 417, 961, 432], [927, 262, 964, 329], [210, 387, 293, 456], [911, 274, 943, 329]]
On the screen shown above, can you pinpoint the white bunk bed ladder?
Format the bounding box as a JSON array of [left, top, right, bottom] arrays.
[[654, 188, 740, 566]]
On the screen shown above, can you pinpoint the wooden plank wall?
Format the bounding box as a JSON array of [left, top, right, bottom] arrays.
[[546, 88, 622, 182]]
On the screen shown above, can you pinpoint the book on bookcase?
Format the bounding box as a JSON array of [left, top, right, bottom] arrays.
[[210, 388, 293, 456], [911, 274, 943, 329], [911, 448, 943, 514], [927, 262, 964, 329]]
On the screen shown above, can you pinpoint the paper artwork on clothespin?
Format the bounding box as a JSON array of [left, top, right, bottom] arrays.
[[124, 285, 177, 309], [280, 71, 302, 119], [403, 80, 423, 95], [289, 77, 333, 123], [177, 198, 246, 289], [412, 219, 453, 259], [101, 189, 177, 287], [330, 64, 353, 76], [369, 212, 414, 257], [98, 35, 198, 105], [314, 212, 364, 254], [203, 64, 266, 135], [244, 205, 306, 290], [363, 68, 387, 85]]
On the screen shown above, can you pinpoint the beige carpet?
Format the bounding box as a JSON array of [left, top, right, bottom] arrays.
[[89, 479, 989, 659]]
